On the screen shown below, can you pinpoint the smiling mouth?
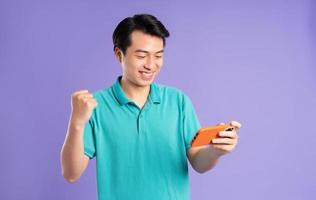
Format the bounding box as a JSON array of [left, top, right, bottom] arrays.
[[139, 71, 154, 80]]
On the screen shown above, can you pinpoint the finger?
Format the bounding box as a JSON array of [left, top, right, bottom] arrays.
[[83, 97, 95, 101], [82, 96, 95, 101], [86, 100, 98, 107], [230, 121, 242, 129], [219, 130, 238, 139], [77, 94, 94, 101], [212, 138, 235, 145], [212, 144, 234, 152], [85, 98, 97, 104]]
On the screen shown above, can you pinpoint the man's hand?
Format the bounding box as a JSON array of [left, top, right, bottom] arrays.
[[210, 121, 242, 157], [70, 90, 98, 127], [187, 120, 242, 173]]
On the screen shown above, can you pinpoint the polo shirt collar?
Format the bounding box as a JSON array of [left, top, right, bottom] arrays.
[[112, 76, 161, 106], [149, 81, 160, 104]]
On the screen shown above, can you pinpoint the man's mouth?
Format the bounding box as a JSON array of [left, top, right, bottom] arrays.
[[139, 71, 154, 80]]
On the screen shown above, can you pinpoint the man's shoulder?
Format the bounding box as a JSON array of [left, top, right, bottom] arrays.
[[90, 86, 112, 101], [154, 82, 191, 102], [154, 83, 184, 95]]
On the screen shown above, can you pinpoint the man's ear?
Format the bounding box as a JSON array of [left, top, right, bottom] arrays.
[[114, 47, 122, 63]]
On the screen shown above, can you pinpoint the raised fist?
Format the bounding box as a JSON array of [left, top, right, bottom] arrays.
[[70, 90, 97, 127]]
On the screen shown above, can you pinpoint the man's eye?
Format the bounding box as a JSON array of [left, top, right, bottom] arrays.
[[156, 55, 163, 59], [136, 55, 146, 59]]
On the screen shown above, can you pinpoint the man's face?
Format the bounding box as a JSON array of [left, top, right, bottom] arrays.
[[116, 30, 164, 87]]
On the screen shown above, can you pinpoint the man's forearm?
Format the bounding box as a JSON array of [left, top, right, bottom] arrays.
[[191, 146, 222, 174], [60, 120, 87, 182]]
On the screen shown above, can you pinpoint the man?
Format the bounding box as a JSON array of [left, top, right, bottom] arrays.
[[60, 14, 241, 200]]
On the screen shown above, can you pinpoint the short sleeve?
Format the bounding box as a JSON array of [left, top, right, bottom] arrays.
[[182, 94, 202, 151], [83, 118, 96, 159]]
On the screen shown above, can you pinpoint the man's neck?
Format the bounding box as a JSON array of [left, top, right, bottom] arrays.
[[120, 77, 150, 107]]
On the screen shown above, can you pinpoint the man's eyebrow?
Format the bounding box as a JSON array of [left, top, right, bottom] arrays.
[[134, 49, 164, 54]]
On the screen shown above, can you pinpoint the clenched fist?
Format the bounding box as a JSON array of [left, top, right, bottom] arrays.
[[70, 90, 98, 127]]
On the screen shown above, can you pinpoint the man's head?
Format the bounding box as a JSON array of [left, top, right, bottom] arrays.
[[112, 14, 170, 87]]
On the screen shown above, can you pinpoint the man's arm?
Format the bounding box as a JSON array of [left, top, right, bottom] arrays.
[[187, 121, 241, 174], [60, 90, 97, 183], [60, 121, 90, 183], [187, 145, 221, 173]]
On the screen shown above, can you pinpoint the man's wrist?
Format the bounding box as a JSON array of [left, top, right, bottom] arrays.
[[211, 147, 228, 158], [69, 118, 86, 131]]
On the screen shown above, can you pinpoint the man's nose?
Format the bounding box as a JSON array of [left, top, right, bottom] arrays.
[[144, 56, 155, 69]]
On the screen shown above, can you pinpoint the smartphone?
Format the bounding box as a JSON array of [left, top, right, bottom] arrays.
[[191, 124, 235, 147]]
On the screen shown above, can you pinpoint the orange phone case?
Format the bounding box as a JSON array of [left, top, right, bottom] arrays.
[[191, 124, 235, 147]]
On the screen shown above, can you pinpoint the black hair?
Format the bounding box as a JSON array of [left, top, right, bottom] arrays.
[[112, 14, 170, 55]]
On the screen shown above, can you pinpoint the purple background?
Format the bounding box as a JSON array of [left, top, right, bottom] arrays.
[[1, 0, 315, 199]]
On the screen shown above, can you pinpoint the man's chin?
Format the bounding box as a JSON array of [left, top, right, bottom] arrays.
[[135, 78, 154, 87], [136, 75, 156, 85], [137, 80, 152, 87]]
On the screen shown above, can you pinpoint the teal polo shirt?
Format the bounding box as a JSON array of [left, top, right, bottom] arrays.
[[83, 76, 201, 200]]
